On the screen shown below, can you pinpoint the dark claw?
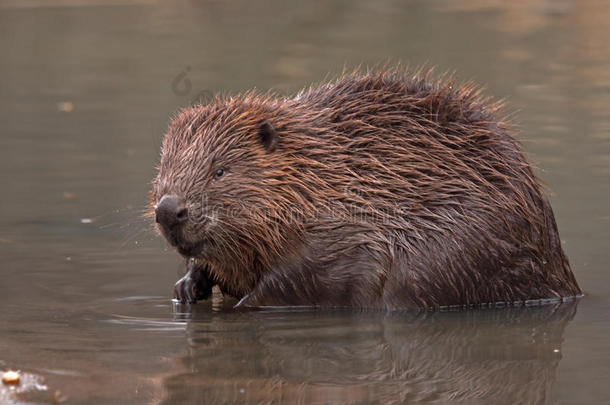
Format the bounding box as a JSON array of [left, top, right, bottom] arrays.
[[173, 261, 215, 304]]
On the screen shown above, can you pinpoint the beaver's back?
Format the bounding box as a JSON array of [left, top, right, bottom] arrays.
[[270, 71, 582, 308], [288, 72, 537, 222]]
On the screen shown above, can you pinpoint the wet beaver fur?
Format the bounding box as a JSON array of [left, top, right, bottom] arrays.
[[151, 68, 581, 310]]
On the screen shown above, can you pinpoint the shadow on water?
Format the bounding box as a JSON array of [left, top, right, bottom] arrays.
[[159, 301, 579, 405]]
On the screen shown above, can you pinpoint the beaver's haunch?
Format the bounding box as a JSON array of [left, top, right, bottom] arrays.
[[151, 69, 581, 310]]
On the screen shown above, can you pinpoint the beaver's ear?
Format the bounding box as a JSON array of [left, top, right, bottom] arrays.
[[258, 121, 278, 153]]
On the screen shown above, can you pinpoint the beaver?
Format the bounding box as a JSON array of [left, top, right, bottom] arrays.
[[150, 68, 581, 310]]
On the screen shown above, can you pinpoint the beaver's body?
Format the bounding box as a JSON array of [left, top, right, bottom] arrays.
[[152, 69, 581, 310]]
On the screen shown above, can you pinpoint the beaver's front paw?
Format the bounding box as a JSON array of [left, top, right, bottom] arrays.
[[173, 261, 214, 304]]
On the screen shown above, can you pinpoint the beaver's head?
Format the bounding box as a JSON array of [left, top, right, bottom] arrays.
[[150, 99, 307, 269]]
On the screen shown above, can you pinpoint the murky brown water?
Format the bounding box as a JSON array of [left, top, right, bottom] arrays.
[[1, 0, 609, 404]]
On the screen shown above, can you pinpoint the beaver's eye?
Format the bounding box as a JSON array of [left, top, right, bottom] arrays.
[[214, 167, 225, 179]]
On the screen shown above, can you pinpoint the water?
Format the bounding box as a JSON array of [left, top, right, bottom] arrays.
[[1, 0, 609, 403]]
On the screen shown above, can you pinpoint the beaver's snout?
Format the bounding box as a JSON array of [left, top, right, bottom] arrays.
[[155, 194, 205, 258], [155, 194, 188, 231]]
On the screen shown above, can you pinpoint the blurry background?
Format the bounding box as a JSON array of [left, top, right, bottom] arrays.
[[0, 0, 609, 404]]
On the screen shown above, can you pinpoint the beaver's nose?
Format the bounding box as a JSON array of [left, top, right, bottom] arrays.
[[155, 194, 188, 229]]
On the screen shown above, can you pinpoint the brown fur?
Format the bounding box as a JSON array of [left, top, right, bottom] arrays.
[[151, 68, 581, 310]]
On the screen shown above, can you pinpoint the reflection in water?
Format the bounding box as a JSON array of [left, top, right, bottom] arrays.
[[161, 302, 577, 405]]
